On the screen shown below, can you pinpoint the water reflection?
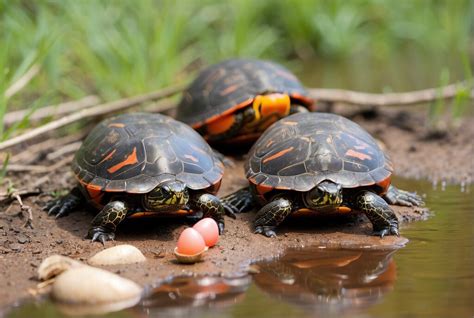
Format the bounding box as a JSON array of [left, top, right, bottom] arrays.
[[253, 247, 398, 316], [138, 275, 251, 316]]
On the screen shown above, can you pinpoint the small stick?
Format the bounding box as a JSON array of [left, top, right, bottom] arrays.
[[309, 81, 473, 107], [4, 95, 101, 126], [5, 154, 73, 174], [10, 131, 87, 164], [46, 141, 82, 161], [12, 193, 34, 228], [0, 83, 186, 152]]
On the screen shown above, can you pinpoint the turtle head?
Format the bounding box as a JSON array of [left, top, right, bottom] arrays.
[[145, 181, 189, 211], [304, 180, 343, 209]]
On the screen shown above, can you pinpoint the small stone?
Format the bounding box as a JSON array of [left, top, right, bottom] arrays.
[[17, 234, 29, 244], [9, 243, 22, 252], [88, 245, 146, 266]]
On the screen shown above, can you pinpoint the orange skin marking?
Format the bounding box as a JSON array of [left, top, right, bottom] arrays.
[[108, 123, 125, 128], [99, 149, 117, 164], [128, 210, 193, 218], [107, 147, 138, 174], [336, 206, 352, 213], [377, 176, 391, 195], [262, 147, 294, 164], [205, 113, 236, 135], [345, 149, 372, 161], [258, 93, 291, 118], [184, 154, 199, 163]]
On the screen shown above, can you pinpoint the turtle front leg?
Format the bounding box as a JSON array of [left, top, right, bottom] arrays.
[[87, 201, 128, 244], [191, 193, 228, 234], [383, 185, 424, 207], [221, 187, 256, 214], [44, 186, 84, 218], [254, 198, 293, 237], [353, 191, 399, 237]]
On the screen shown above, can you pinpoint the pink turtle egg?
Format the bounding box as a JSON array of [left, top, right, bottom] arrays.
[[193, 218, 219, 247], [176, 228, 206, 255]]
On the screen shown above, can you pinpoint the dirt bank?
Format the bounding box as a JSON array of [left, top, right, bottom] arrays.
[[1, 108, 471, 309]]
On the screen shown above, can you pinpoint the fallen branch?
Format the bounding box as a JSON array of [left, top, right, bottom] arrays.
[[0, 83, 186, 152], [309, 81, 473, 106], [4, 95, 101, 126], [6, 155, 73, 174]]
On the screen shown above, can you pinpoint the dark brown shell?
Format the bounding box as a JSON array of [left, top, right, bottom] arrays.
[[73, 113, 223, 193], [176, 59, 313, 127], [246, 112, 393, 191]]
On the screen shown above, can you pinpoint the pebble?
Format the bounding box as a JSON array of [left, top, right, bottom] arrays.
[[52, 266, 142, 315], [88, 244, 146, 266], [17, 234, 29, 244]]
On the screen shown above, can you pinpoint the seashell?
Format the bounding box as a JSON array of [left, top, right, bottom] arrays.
[[174, 246, 208, 264], [193, 218, 219, 247], [52, 266, 142, 315], [37, 255, 85, 281], [88, 244, 146, 266]]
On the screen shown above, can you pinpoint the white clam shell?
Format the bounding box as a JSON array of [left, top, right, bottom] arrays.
[[52, 266, 142, 315], [88, 244, 146, 266], [37, 255, 85, 281]]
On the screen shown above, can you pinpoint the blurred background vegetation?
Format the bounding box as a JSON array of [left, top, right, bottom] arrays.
[[0, 0, 472, 140]]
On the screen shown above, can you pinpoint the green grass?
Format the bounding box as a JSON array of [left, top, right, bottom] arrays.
[[0, 0, 472, 138]]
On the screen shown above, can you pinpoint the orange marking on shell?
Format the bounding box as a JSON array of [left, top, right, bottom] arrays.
[[345, 149, 372, 161], [99, 149, 117, 164], [108, 123, 125, 128], [191, 98, 254, 128], [262, 147, 294, 164], [220, 84, 240, 96], [184, 154, 199, 162], [208, 180, 222, 194], [205, 113, 236, 135], [107, 147, 138, 174], [256, 183, 274, 195], [377, 176, 391, 195], [266, 139, 274, 147], [85, 184, 103, 205], [290, 93, 315, 110], [259, 93, 291, 117]]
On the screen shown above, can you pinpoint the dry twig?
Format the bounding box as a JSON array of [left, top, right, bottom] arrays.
[[4, 95, 101, 126], [309, 81, 473, 106], [0, 83, 186, 152], [6, 155, 73, 174]]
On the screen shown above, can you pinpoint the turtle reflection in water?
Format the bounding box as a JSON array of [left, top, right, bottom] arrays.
[[252, 247, 397, 314], [140, 275, 251, 315]]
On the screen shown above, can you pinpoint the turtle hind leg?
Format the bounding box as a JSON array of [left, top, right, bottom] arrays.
[[191, 193, 227, 234], [383, 185, 424, 207], [221, 187, 255, 215], [87, 201, 128, 244], [354, 191, 399, 237], [44, 186, 83, 218], [254, 198, 293, 238]]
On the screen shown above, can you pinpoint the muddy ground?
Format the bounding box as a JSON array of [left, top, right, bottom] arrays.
[[0, 107, 472, 309]]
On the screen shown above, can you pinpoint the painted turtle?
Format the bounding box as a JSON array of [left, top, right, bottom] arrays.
[[176, 59, 314, 145], [222, 112, 424, 237], [45, 113, 231, 243]]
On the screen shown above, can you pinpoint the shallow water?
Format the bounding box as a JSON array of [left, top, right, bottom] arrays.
[[5, 179, 474, 317]]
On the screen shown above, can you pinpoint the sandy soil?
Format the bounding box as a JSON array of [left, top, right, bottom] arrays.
[[1, 108, 471, 309]]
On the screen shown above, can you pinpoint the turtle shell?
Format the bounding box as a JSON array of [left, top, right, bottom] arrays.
[[73, 113, 224, 194], [246, 112, 393, 192], [176, 59, 314, 127]]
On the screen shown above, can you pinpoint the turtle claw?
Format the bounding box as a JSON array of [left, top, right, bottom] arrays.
[[384, 186, 424, 207], [88, 227, 115, 244], [218, 222, 225, 235], [254, 226, 277, 238], [373, 224, 399, 238], [223, 205, 237, 219]]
